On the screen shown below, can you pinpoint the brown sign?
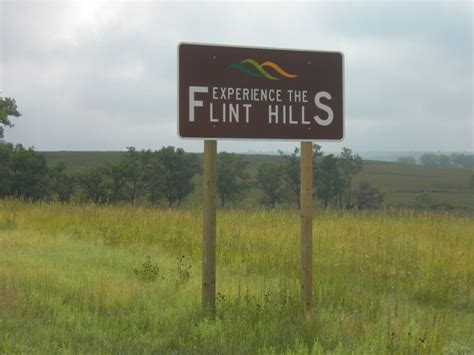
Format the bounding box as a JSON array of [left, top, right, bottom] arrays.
[[178, 43, 343, 140]]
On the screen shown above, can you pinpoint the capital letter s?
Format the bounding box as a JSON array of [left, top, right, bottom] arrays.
[[314, 91, 334, 126]]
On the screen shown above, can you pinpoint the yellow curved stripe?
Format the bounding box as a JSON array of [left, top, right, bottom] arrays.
[[241, 59, 279, 80], [261, 61, 298, 78]]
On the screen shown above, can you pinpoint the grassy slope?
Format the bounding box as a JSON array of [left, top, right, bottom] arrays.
[[41, 151, 474, 211], [354, 161, 473, 211], [0, 201, 473, 353]]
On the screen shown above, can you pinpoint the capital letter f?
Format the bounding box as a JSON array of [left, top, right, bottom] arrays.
[[189, 86, 208, 122]]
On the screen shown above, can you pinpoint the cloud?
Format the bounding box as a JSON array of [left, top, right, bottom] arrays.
[[1, 0, 472, 153]]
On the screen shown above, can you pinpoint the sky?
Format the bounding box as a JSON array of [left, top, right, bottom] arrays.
[[1, 0, 472, 154]]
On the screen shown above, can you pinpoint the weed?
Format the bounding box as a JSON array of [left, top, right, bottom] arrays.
[[176, 255, 191, 285], [133, 256, 160, 282]]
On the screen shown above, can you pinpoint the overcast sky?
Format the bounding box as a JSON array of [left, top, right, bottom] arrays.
[[1, 0, 472, 153]]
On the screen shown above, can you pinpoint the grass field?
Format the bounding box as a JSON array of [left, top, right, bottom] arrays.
[[0, 200, 472, 353], [42, 151, 474, 211]]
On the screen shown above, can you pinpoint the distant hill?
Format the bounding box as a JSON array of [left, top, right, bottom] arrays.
[[247, 150, 473, 163], [40, 151, 474, 211], [41, 151, 126, 170]]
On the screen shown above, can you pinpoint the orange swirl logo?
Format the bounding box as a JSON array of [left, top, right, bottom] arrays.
[[227, 59, 298, 80]]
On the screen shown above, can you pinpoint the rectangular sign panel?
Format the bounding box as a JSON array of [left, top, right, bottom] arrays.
[[178, 43, 343, 140]]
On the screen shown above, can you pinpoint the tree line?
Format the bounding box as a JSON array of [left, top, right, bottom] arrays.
[[397, 153, 473, 168], [0, 144, 200, 206], [0, 142, 384, 209], [1, 96, 382, 209]]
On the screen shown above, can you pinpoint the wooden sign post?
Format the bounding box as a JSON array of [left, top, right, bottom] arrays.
[[202, 139, 217, 315], [300, 142, 313, 310], [178, 43, 343, 314]]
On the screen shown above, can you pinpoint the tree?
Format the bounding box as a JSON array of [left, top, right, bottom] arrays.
[[419, 153, 440, 166], [0, 97, 21, 139], [10, 144, 48, 200], [312, 144, 324, 199], [450, 153, 474, 169], [0, 143, 70, 201], [437, 154, 451, 167], [217, 152, 250, 208], [144, 151, 165, 205], [396, 156, 417, 165], [256, 161, 285, 208], [317, 154, 344, 208], [279, 148, 300, 208], [48, 161, 75, 202], [104, 161, 131, 203], [355, 182, 384, 209], [156, 146, 199, 207], [338, 147, 362, 207], [122, 147, 151, 204], [0, 142, 14, 197], [9, 144, 49, 200], [279, 144, 327, 208], [78, 166, 109, 203]]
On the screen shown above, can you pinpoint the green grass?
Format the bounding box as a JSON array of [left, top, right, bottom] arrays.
[[354, 161, 473, 210], [0, 200, 472, 353]]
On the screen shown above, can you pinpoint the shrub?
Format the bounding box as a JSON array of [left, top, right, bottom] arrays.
[[355, 182, 384, 209], [133, 256, 160, 282]]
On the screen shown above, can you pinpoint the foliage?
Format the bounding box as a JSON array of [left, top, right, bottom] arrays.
[[77, 166, 110, 203], [217, 152, 250, 207], [176, 255, 192, 284], [134, 256, 160, 282], [338, 147, 363, 207], [38, 150, 474, 211], [0, 143, 49, 200], [10, 145, 49, 199], [277, 145, 361, 209], [279, 148, 300, 208], [0, 142, 73, 202], [312, 144, 324, 199], [143, 150, 165, 205], [449, 153, 474, 169], [48, 162, 75, 202], [415, 192, 454, 211], [317, 154, 344, 208], [419, 153, 474, 168], [0, 143, 14, 196], [3, 138, 473, 211], [355, 182, 384, 209], [122, 146, 148, 204], [0, 97, 21, 139], [38, 146, 200, 206], [256, 161, 286, 208], [157, 146, 200, 207], [103, 161, 132, 203]]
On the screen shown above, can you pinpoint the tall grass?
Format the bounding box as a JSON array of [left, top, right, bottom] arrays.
[[0, 200, 472, 353]]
